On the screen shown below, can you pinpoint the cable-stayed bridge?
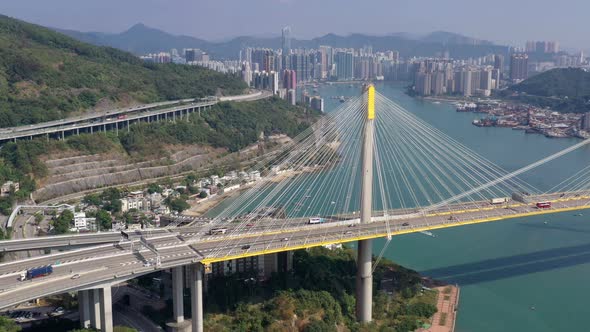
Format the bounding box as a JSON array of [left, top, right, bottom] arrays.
[[1, 85, 590, 331]]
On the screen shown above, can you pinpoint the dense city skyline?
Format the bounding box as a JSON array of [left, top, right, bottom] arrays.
[[2, 0, 589, 51]]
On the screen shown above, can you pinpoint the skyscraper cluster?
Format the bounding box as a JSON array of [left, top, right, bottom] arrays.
[[411, 56, 502, 97], [525, 41, 559, 54]]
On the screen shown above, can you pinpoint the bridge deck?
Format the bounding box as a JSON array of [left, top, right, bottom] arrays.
[[0, 193, 588, 309]]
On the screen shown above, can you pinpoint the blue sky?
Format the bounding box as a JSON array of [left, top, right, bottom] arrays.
[[2, 0, 588, 50]]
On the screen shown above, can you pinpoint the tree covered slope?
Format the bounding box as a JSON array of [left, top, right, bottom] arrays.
[[0, 15, 247, 127]]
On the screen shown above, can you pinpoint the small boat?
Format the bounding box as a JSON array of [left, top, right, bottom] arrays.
[[331, 201, 336, 204], [544, 221, 548, 224], [530, 306, 536, 311], [419, 231, 436, 237]]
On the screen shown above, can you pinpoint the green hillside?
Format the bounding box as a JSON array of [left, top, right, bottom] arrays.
[[0, 15, 247, 127], [505, 68, 590, 113]]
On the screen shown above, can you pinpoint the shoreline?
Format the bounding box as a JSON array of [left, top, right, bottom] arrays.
[[420, 95, 589, 140], [419, 278, 460, 332]]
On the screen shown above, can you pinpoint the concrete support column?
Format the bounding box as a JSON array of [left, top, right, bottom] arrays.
[[99, 286, 113, 332], [356, 239, 372, 322], [90, 289, 101, 330], [78, 290, 91, 328], [172, 266, 184, 323], [190, 264, 204, 332]]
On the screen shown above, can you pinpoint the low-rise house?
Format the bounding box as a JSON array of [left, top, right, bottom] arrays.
[[120, 197, 151, 213], [73, 212, 96, 231], [0, 181, 19, 197]]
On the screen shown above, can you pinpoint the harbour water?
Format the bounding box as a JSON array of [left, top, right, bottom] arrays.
[[213, 82, 590, 331], [319, 82, 590, 332]]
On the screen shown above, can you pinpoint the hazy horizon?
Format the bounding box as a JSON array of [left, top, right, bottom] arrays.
[[2, 0, 589, 51]]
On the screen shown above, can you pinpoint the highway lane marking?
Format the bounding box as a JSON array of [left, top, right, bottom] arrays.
[[118, 252, 194, 267], [200, 204, 590, 264], [0, 266, 109, 295], [0, 243, 115, 268]]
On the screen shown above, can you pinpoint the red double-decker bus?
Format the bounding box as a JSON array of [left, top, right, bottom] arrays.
[[536, 201, 551, 209]]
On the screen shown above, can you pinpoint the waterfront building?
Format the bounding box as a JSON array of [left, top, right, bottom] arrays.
[[432, 72, 445, 95], [415, 72, 431, 96], [510, 53, 529, 81], [460, 70, 472, 97], [289, 53, 311, 83], [335, 51, 354, 80]]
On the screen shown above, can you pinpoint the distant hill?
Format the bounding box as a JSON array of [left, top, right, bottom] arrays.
[[505, 68, 590, 113], [420, 31, 494, 46], [56, 23, 211, 54], [56, 24, 508, 60], [0, 15, 247, 127]]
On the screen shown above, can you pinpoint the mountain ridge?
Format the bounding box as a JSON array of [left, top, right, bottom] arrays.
[[55, 23, 507, 59]]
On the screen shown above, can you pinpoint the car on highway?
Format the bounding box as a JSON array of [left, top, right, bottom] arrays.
[[345, 231, 353, 234], [71, 274, 80, 279], [282, 237, 289, 241], [246, 223, 254, 227], [143, 262, 152, 267], [402, 222, 410, 226], [241, 245, 251, 250], [50, 307, 65, 317]]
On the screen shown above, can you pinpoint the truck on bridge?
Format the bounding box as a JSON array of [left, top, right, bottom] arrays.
[[490, 197, 510, 204], [308, 217, 326, 224], [19, 266, 53, 281]]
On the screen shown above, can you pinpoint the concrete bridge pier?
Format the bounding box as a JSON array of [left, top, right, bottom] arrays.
[[167, 266, 191, 332], [78, 290, 91, 328], [78, 286, 112, 332], [90, 289, 101, 330], [356, 239, 372, 322], [190, 264, 204, 332], [98, 286, 113, 332]]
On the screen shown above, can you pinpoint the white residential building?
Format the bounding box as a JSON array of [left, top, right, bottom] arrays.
[[0, 181, 19, 197]]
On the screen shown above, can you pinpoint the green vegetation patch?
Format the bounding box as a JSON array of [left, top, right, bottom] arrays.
[[503, 68, 590, 113], [0, 14, 247, 127], [201, 247, 437, 332]]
